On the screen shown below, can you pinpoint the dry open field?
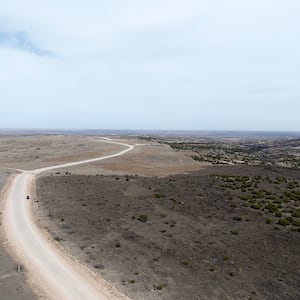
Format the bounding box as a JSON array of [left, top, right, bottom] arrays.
[[32, 135, 300, 300], [0, 134, 206, 299], [1, 135, 299, 299], [35, 165, 300, 300], [58, 142, 209, 177], [0, 135, 129, 300], [0, 135, 125, 170]]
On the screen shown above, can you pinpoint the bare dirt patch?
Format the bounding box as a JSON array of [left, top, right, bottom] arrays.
[[0, 135, 125, 170], [60, 143, 208, 177], [35, 165, 300, 300]]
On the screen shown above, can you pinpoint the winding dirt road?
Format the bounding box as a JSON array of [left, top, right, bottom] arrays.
[[2, 139, 134, 300]]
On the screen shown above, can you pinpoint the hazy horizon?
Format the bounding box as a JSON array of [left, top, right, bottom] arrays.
[[1, 128, 299, 139], [1, 1, 300, 131]]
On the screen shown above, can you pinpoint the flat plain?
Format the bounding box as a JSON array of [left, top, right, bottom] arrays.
[[0, 134, 299, 300]]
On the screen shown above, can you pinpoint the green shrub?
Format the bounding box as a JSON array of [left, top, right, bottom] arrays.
[[181, 260, 190, 266], [137, 215, 148, 223], [278, 218, 290, 226], [239, 195, 250, 201], [154, 284, 164, 290], [154, 193, 166, 199], [251, 203, 261, 210], [265, 203, 278, 213], [292, 208, 300, 218], [291, 219, 300, 227]]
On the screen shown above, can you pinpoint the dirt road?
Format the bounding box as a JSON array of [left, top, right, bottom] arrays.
[[2, 139, 134, 299]]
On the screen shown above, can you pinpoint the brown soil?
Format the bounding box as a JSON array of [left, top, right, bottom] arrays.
[[0, 135, 125, 170], [1, 135, 299, 299], [0, 135, 205, 300], [0, 135, 202, 300], [59, 143, 208, 177], [35, 165, 300, 300]]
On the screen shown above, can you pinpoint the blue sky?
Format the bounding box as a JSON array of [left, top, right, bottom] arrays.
[[0, 0, 299, 131]]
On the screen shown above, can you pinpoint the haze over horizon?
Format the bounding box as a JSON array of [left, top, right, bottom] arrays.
[[1, 1, 299, 131]]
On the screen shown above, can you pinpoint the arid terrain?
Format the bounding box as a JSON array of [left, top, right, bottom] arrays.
[[35, 165, 300, 300], [0, 170, 36, 300], [0, 133, 299, 299], [0, 134, 134, 300], [0, 135, 125, 170], [153, 135, 300, 169]]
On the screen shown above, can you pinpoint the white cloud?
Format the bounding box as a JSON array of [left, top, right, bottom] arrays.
[[0, 0, 300, 130]]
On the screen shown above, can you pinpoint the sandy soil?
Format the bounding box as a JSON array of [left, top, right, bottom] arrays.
[[0, 135, 126, 170], [58, 143, 208, 177], [0, 170, 36, 300], [0, 135, 206, 176]]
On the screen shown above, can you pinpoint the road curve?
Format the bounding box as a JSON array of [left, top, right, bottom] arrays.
[[2, 139, 134, 300]]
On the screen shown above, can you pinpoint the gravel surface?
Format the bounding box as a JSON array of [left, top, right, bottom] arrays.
[[0, 171, 36, 300]]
